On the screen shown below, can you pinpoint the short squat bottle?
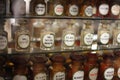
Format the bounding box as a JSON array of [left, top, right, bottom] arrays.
[[67, 53, 84, 80], [15, 19, 31, 52], [50, 54, 66, 80]]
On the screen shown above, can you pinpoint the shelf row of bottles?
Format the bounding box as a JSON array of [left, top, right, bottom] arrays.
[[1, 19, 120, 53], [1, 0, 120, 18], [0, 51, 120, 80]]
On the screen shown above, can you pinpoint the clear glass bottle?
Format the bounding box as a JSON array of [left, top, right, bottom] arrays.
[[40, 21, 55, 50], [97, 21, 111, 47], [0, 19, 8, 53], [67, 53, 84, 80], [61, 23, 76, 50], [30, 0, 46, 16], [80, 21, 94, 49], [15, 19, 31, 52], [50, 54, 66, 80]]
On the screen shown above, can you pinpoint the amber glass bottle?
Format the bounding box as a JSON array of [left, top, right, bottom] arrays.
[[31, 55, 48, 80], [84, 52, 99, 80], [50, 54, 66, 80], [98, 53, 114, 80], [67, 53, 84, 80]]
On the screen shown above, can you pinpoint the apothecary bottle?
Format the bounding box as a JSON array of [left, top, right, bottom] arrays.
[[49, 54, 66, 80], [67, 53, 84, 80], [61, 23, 76, 50], [31, 55, 48, 80], [80, 21, 94, 49], [97, 21, 111, 47], [15, 19, 31, 52], [0, 20, 8, 53], [40, 21, 55, 50], [84, 52, 99, 80], [98, 53, 114, 80], [30, 0, 46, 16]]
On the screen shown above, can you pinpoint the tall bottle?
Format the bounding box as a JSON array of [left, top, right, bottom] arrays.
[[0, 19, 8, 53], [30, 0, 46, 16], [40, 21, 55, 50], [15, 19, 31, 52], [80, 21, 94, 49]]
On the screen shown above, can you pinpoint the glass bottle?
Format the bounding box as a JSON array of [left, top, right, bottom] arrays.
[[113, 21, 120, 46], [40, 21, 55, 50], [97, 21, 111, 47], [0, 0, 6, 16], [30, 0, 46, 16], [110, 0, 120, 18], [80, 21, 94, 49], [31, 55, 48, 80], [84, 52, 99, 80], [97, 0, 110, 18], [11, 55, 29, 80], [67, 53, 84, 80], [66, 0, 79, 16], [15, 19, 31, 52], [0, 19, 8, 53], [61, 23, 76, 50], [98, 53, 114, 80], [49, 54, 66, 80]]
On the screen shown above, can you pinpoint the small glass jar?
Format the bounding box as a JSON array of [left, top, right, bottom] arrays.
[[67, 53, 84, 80], [49, 54, 66, 80], [98, 53, 114, 80], [84, 52, 99, 80], [31, 55, 48, 80]]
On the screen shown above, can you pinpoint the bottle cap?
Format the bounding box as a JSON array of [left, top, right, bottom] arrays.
[[51, 54, 65, 63]]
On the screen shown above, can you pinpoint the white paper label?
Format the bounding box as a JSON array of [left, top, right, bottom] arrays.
[[54, 4, 64, 15], [0, 36, 7, 50], [117, 68, 120, 78], [73, 71, 84, 80], [35, 4, 45, 15], [111, 4, 120, 16], [117, 33, 120, 43], [34, 73, 47, 80], [89, 68, 98, 80], [0, 77, 4, 80], [53, 72, 65, 80], [100, 33, 110, 44], [43, 34, 54, 48], [69, 5, 79, 16], [18, 35, 30, 49], [99, 4, 109, 15], [13, 75, 27, 80], [84, 33, 93, 45], [85, 6, 93, 17], [104, 68, 114, 80], [64, 33, 75, 47]]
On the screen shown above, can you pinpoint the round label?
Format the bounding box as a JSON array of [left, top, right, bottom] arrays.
[[89, 68, 98, 80], [53, 72, 65, 80], [18, 35, 30, 49], [42, 34, 54, 48], [0, 36, 7, 50], [99, 4, 109, 15], [54, 4, 64, 15], [100, 33, 110, 44], [84, 33, 93, 45], [69, 5, 79, 16], [85, 6, 93, 17], [13, 75, 27, 80], [104, 68, 114, 80], [34, 73, 47, 80], [64, 33, 75, 47], [111, 4, 120, 16], [0, 77, 4, 80], [73, 71, 84, 80], [35, 4, 45, 15], [117, 68, 120, 78], [117, 33, 120, 43]]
